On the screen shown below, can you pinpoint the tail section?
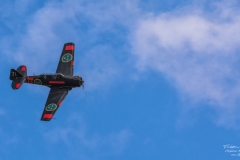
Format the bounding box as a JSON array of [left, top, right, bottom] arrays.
[[10, 65, 27, 90]]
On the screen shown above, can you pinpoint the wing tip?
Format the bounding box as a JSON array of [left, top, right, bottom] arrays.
[[64, 43, 74, 51], [41, 118, 51, 121], [65, 42, 74, 45]]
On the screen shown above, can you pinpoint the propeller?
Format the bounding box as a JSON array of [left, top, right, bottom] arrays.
[[82, 81, 84, 90]]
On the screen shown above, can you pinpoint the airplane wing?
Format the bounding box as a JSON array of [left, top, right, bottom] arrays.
[[41, 88, 69, 121], [56, 42, 75, 75]]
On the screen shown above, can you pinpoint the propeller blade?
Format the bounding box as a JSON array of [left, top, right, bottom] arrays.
[[82, 81, 84, 90]]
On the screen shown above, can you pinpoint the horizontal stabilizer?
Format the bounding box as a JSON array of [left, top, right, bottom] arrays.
[[17, 65, 27, 77], [11, 77, 25, 90]]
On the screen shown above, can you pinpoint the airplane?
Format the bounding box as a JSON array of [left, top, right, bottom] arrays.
[[9, 42, 84, 121]]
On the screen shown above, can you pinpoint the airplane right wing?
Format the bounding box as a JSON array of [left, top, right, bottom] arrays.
[[56, 42, 75, 75]]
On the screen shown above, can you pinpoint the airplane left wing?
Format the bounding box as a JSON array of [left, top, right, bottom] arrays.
[[41, 88, 69, 121]]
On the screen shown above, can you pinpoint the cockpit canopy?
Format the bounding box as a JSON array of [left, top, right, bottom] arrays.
[[40, 73, 64, 77]]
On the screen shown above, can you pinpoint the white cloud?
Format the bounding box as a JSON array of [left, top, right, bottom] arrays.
[[44, 115, 132, 158], [10, 0, 81, 71], [131, 2, 240, 127], [77, 45, 123, 91], [1, 0, 139, 91], [3, 0, 239, 127]]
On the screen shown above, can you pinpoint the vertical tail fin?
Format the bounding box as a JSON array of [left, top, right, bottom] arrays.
[[10, 65, 27, 90]]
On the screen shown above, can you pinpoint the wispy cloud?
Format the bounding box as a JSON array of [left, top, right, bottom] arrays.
[[43, 115, 132, 159], [1, 0, 139, 91], [3, 0, 239, 127], [130, 1, 240, 127]]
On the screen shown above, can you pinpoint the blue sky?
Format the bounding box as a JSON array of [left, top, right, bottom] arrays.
[[1, 0, 240, 159]]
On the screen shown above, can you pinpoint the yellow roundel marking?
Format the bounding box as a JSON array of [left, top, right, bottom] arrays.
[[34, 78, 42, 85], [61, 53, 73, 63], [45, 103, 57, 111]]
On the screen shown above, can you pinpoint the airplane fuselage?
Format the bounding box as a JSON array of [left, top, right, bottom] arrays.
[[25, 73, 83, 88]]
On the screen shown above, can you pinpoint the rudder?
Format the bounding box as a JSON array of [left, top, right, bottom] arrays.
[[10, 65, 27, 90], [10, 69, 22, 80]]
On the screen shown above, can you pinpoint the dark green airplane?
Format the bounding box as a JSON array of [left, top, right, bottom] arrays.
[[9, 42, 84, 121]]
